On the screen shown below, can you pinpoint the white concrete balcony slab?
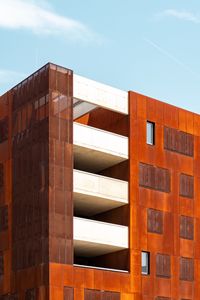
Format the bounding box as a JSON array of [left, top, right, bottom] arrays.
[[73, 122, 128, 172], [73, 169, 128, 216], [74, 217, 128, 257], [73, 74, 128, 115]]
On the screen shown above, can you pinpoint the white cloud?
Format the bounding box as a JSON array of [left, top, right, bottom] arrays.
[[0, 70, 26, 85], [159, 9, 200, 24], [0, 0, 95, 41]]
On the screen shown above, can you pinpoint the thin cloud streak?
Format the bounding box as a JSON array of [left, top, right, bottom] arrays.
[[143, 37, 199, 78], [0, 0, 96, 42], [159, 9, 200, 24]]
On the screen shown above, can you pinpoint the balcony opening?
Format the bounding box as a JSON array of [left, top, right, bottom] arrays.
[[72, 96, 130, 272]]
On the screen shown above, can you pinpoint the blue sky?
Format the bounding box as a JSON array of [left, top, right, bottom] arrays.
[[0, 0, 200, 113]]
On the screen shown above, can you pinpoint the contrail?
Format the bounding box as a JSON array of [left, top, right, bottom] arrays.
[[143, 37, 199, 79]]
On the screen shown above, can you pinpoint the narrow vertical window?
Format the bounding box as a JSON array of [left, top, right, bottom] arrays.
[[0, 252, 4, 278], [146, 121, 155, 145], [142, 251, 150, 275]]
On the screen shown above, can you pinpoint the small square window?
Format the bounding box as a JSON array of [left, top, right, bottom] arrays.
[[142, 251, 150, 275], [146, 121, 155, 145]]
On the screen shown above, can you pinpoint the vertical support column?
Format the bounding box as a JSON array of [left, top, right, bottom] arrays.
[[0, 91, 12, 296], [49, 64, 73, 264], [11, 65, 50, 298]]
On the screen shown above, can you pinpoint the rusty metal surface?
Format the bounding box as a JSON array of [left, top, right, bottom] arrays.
[[25, 289, 37, 300], [139, 163, 170, 192], [12, 65, 50, 271], [156, 297, 171, 300], [48, 65, 73, 264], [0, 206, 8, 232], [180, 257, 194, 281], [164, 126, 194, 157], [0, 253, 3, 279], [0, 164, 4, 189], [84, 289, 120, 300], [0, 118, 8, 144], [180, 174, 194, 198], [63, 287, 74, 300], [156, 253, 171, 278], [147, 208, 163, 234], [180, 215, 194, 240]]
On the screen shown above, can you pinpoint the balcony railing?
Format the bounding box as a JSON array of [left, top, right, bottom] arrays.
[[73, 122, 128, 172], [73, 169, 128, 216], [74, 217, 128, 257]]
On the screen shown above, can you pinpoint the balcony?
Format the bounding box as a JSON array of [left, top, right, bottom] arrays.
[[73, 169, 128, 216], [73, 74, 128, 115], [74, 217, 128, 257], [73, 122, 128, 172]]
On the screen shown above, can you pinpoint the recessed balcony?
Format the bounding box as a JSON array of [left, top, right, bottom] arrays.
[[73, 169, 128, 217], [73, 74, 128, 115], [73, 122, 128, 172], [74, 217, 128, 257]]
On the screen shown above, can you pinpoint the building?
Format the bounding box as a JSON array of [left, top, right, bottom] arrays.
[[0, 62, 199, 300]]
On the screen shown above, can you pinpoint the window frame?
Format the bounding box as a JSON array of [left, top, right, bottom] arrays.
[[141, 251, 150, 275], [146, 121, 155, 145]]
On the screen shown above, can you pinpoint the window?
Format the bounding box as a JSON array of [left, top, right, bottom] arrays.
[[0, 252, 4, 278], [180, 257, 194, 281], [147, 208, 163, 234], [164, 127, 194, 157], [25, 289, 36, 300], [64, 287, 74, 300], [0, 205, 8, 232], [141, 251, 150, 275], [156, 253, 171, 278], [147, 121, 155, 145], [180, 216, 194, 240], [179, 174, 194, 198], [139, 163, 170, 193], [0, 117, 8, 144], [85, 289, 120, 300], [0, 164, 3, 188]]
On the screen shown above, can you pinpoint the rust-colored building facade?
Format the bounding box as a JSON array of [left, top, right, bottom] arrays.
[[0, 63, 200, 300]]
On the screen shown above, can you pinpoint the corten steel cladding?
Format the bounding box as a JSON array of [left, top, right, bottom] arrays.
[[129, 92, 200, 300], [0, 63, 73, 299], [12, 65, 50, 271], [48, 64, 73, 264]]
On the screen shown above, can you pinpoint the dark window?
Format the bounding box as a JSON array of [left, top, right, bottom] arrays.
[[164, 127, 194, 157], [147, 121, 155, 145], [25, 289, 36, 300], [9, 295, 18, 300], [139, 163, 170, 193], [0, 294, 18, 300], [0, 205, 8, 231], [64, 287, 74, 300], [180, 216, 194, 240], [0, 117, 8, 144], [179, 174, 194, 198], [0, 164, 3, 188], [84, 289, 120, 300], [0, 252, 4, 278], [156, 254, 171, 278], [147, 208, 163, 234], [141, 251, 150, 275], [155, 297, 171, 300], [180, 257, 194, 281]]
